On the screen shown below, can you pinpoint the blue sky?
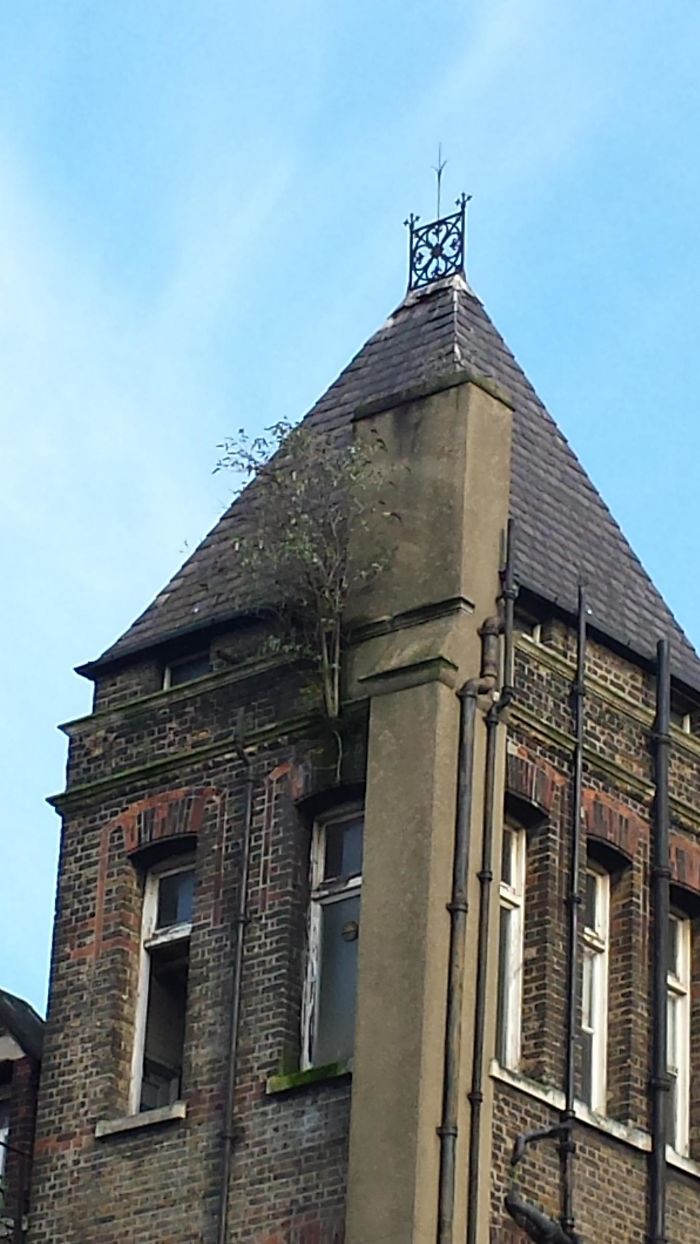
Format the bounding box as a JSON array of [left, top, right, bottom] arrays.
[[2, 0, 700, 1013]]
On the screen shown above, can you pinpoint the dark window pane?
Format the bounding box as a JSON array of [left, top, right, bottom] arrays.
[[157, 869, 194, 929], [140, 940, 189, 1111], [168, 653, 212, 687], [501, 829, 514, 887], [584, 872, 597, 931], [580, 1031, 593, 1107], [324, 816, 363, 881], [314, 893, 360, 1065], [496, 904, 511, 1064], [582, 951, 594, 1029], [668, 918, 679, 977], [0, 1100, 9, 1180], [666, 1072, 678, 1147]]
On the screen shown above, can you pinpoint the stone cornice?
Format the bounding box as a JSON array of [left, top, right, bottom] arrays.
[[517, 634, 700, 761], [510, 702, 700, 831], [348, 595, 474, 646], [59, 654, 293, 737], [352, 367, 514, 422], [48, 710, 316, 815]]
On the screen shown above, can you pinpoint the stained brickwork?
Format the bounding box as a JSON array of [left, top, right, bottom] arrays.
[[26, 245, 700, 1244], [490, 626, 700, 1241], [1, 1055, 40, 1235], [30, 643, 362, 1244], [34, 609, 700, 1243]]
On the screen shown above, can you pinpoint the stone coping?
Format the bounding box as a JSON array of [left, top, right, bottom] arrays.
[[95, 1100, 186, 1138]]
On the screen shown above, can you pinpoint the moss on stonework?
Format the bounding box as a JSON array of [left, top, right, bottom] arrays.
[[48, 711, 317, 812], [266, 1061, 351, 1095]]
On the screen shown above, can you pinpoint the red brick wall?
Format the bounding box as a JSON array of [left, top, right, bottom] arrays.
[[31, 651, 362, 1244], [3, 1054, 40, 1231], [491, 628, 700, 1241], [31, 613, 700, 1242]]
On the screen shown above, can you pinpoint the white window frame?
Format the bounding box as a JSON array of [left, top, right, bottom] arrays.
[[129, 858, 194, 1114], [0, 1095, 9, 1185], [301, 807, 363, 1070], [496, 823, 526, 1069], [581, 865, 610, 1114], [162, 651, 211, 690], [667, 912, 691, 1156]]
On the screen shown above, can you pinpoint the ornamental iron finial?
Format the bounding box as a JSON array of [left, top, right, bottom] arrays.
[[404, 190, 472, 292], [432, 142, 447, 217]]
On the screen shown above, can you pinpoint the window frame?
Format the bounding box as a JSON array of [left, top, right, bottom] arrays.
[[129, 857, 195, 1115], [162, 651, 212, 690], [580, 864, 610, 1114], [301, 806, 363, 1071], [0, 1092, 9, 1187], [667, 911, 691, 1156], [496, 822, 527, 1070]]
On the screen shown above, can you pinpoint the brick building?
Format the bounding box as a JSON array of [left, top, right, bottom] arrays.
[[0, 990, 43, 1241], [30, 202, 700, 1243]]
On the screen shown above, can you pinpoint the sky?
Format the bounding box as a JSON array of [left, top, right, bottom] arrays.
[[2, 0, 700, 1014]]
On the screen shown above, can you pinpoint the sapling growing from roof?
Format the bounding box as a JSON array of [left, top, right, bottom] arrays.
[[217, 419, 396, 728]]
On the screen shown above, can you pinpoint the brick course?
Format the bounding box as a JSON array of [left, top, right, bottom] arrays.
[[30, 615, 700, 1242], [31, 641, 361, 1244], [489, 626, 700, 1240]]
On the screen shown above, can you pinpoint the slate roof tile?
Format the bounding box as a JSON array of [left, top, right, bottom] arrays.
[[91, 278, 700, 692]]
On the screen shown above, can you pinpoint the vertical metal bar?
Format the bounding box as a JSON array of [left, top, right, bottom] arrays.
[[465, 522, 516, 1244], [560, 585, 586, 1237], [437, 688, 478, 1244], [217, 748, 254, 1244], [649, 638, 671, 1244], [500, 519, 516, 706], [438, 614, 501, 1244], [458, 194, 467, 279], [465, 702, 499, 1244]]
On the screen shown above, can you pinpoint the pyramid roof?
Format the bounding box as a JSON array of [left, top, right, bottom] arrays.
[[86, 277, 700, 694]]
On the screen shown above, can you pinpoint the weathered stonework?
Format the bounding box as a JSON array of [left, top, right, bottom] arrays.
[[488, 627, 700, 1242], [31, 648, 360, 1244], [27, 263, 700, 1244]]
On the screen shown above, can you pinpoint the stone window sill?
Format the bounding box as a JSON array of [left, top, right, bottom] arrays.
[[490, 1060, 700, 1181], [266, 1060, 352, 1095], [95, 1100, 186, 1138]]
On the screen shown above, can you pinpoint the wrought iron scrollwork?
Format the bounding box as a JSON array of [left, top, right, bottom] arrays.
[[405, 193, 471, 291]]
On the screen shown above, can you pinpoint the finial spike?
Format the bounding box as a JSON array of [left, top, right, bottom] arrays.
[[432, 142, 448, 218]]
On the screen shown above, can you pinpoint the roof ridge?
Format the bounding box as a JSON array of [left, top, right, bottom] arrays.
[[90, 279, 700, 693], [457, 286, 699, 665]]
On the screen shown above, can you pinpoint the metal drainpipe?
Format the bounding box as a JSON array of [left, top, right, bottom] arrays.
[[437, 620, 500, 1244], [464, 521, 517, 1244], [217, 741, 254, 1244], [559, 585, 587, 1238], [505, 1125, 577, 1244], [649, 638, 671, 1244]]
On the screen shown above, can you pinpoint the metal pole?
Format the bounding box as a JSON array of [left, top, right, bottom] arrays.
[[217, 745, 254, 1244], [465, 521, 517, 1244], [649, 638, 671, 1244], [560, 586, 586, 1237], [437, 687, 478, 1244], [465, 702, 499, 1244], [437, 618, 500, 1244]]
